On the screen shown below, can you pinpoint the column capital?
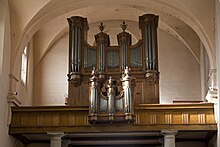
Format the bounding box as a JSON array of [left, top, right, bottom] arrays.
[[47, 132, 65, 147], [67, 16, 88, 31], [47, 132, 65, 140], [161, 130, 178, 138], [161, 130, 177, 147], [139, 14, 159, 28]]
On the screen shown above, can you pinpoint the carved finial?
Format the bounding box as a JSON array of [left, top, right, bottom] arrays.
[[98, 22, 105, 32], [91, 67, 97, 76], [108, 76, 113, 83], [124, 66, 130, 75], [108, 76, 115, 87], [120, 21, 128, 32]]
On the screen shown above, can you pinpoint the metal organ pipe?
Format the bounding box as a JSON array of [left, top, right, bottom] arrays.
[[117, 21, 131, 72], [107, 77, 116, 120], [121, 67, 135, 121], [89, 68, 100, 122], [139, 14, 159, 84], [67, 16, 88, 87], [141, 14, 159, 71], [95, 22, 110, 81], [78, 27, 82, 71], [98, 43, 105, 71]]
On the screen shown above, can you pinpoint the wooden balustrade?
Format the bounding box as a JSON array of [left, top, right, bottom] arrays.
[[135, 103, 216, 125], [9, 103, 217, 135]]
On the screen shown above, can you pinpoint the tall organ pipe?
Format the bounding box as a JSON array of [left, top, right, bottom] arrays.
[[117, 21, 131, 72], [139, 14, 159, 84], [95, 23, 110, 81], [67, 16, 88, 86]]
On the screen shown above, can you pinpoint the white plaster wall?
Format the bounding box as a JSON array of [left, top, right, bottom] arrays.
[[176, 0, 215, 50], [159, 29, 201, 103], [215, 0, 220, 146], [33, 34, 68, 105], [12, 38, 34, 106], [0, 0, 20, 147], [9, 0, 51, 54], [0, 4, 3, 76], [9, 0, 216, 74], [0, 1, 213, 146], [26, 38, 34, 105], [33, 29, 201, 105]]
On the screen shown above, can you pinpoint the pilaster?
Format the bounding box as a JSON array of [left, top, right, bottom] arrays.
[[216, 0, 220, 146], [47, 132, 64, 147], [161, 130, 177, 147], [7, 74, 21, 125]]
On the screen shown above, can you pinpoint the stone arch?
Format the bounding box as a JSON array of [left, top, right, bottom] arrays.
[[12, 0, 215, 75], [35, 19, 199, 67]]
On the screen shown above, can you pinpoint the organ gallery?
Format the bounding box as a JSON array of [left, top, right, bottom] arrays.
[[8, 13, 217, 147]]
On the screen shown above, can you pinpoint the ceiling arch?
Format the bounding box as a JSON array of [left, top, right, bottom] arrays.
[[35, 19, 198, 67], [11, 0, 215, 74]]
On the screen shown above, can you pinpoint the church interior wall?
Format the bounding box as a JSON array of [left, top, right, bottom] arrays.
[[0, 1, 18, 147], [158, 30, 201, 103], [0, 0, 218, 146], [200, 42, 210, 100], [176, 0, 215, 54], [8, 31, 34, 106], [215, 0, 220, 146], [8, 0, 216, 75], [33, 28, 201, 105], [13, 38, 34, 106], [33, 34, 68, 106]]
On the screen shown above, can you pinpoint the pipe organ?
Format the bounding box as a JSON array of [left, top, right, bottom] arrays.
[[9, 14, 217, 145], [67, 14, 159, 123], [67, 16, 89, 86]]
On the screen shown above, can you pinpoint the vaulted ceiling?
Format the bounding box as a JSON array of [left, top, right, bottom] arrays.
[[9, 0, 215, 73]]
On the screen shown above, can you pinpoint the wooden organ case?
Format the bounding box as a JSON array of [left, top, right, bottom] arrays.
[[67, 14, 159, 123]]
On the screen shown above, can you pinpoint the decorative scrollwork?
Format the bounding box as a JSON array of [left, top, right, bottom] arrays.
[[67, 72, 81, 87], [145, 70, 159, 84]]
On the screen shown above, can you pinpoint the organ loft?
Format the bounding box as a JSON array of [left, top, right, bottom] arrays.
[[67, 14, 159, 123], [9, 13, 217, 147]]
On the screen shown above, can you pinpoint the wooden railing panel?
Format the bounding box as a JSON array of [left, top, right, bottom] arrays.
[[10, 106, 89, 127], [9, 103, 217, 135], [134, 103, 216, 125]]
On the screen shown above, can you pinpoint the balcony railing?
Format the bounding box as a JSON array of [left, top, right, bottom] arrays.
[[9, 103, 216, 135]]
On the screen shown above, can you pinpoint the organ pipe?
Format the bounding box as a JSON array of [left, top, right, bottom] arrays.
[[67, 16, 88, 87], [139, 14, 159, 84], [95, 22, 110, 82], [117, 21, 132, 72]]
